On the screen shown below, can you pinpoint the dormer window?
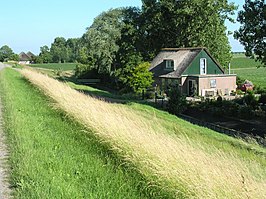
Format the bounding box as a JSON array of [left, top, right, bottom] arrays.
[[200, 58, 207, 75], [165, 60, 174, 70]]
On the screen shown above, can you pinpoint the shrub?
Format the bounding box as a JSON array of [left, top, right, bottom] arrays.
[[74, 64, 98, 79], [127, 62, 154, 94], [242, 92, 258, 108], [236, 76, 244, 88], [258, 93, 266, 104], [236, 89, 244, 95], [254, 85, 266, 94], [238, 106, 254, 119], [167, 86, 187, 114]]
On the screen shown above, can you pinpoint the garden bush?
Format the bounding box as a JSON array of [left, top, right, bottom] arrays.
[[258, 93, 266, 104], [242, 92, 258, 108], [238, 106, 254, 119], [167, 86, 187, 114]]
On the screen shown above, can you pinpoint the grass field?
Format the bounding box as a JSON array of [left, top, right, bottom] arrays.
[[30, 63, 77, 71], [233, 67, 266, 88], [231, 57, 263, 69], [231, 54, 266, 88], [0, 68, 155, 198], [20, 68, 266, 199]]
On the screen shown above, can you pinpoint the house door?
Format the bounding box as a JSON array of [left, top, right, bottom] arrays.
[[188, 80, 197, 96]]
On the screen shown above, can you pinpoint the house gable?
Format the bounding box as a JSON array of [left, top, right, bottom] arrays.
[[149, 48, 201, 78], [182, 49, 224, 76]]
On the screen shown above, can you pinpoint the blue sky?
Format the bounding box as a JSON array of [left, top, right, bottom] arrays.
[[0, 0, 244, 54]]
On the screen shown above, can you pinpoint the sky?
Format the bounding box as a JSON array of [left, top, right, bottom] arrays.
[[0, 0, 245, 55]]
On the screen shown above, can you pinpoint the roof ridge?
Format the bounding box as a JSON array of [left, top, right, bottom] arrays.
[[161, 47, 206, 51]]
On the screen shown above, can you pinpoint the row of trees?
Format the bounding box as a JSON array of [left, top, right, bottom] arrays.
[[75, 0, 237, 92], [33, 0, 265, 93], [0, 45, 19, 62], [35, 37, 81, 64]]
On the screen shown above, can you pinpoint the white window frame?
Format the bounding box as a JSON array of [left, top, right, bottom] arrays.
[[210, 79, 216, 88], [165, 60, 174, 70], [200, 58, 207, 75]]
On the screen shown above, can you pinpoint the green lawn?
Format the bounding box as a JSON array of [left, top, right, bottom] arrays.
[[30, 63, 77, 71], [0, 68, 152, 199]]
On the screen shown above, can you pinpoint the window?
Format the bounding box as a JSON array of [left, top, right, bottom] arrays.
[[200, 58, 207, 75], [210, 79, 216, 88], [165, 60, 174, 70]]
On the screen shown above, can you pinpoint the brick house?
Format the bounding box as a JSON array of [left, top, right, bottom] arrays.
[[149, 47, 236, 97]]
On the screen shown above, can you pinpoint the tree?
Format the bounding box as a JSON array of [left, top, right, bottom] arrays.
[[9, 53, 19, 61], [140, 0, 236, 67], [38, 45, 52, 63], [127, 62, 154, 94], [50, 37, 69, 63], [82, 8, 125, 75], [66, 38, 80, 62], [234, 0, 266, 66], [0, 45, 15, 62]]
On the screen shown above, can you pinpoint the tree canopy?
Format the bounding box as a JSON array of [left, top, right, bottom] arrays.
[[81, 8, 125, 74], [32, 1, 237, 93], [140, 0, 236, 66], [234, 0, 266, 66], [0, 45, 17, 62]]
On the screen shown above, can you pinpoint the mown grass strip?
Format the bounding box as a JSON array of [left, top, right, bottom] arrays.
[[20, 68, 266, 199], [30, 63, 76, 71], [0, 68, 153, 199]]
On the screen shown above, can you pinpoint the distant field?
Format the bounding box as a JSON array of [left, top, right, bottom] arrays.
[[232, 53, 246, 58], [231, 54, 265, 88], [231, 57, 263, 69], [232, 67, 266, 88], [30, 63, 77, 71]]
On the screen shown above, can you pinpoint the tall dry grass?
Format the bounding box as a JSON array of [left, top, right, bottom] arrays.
[[21, 68, 266, 199]]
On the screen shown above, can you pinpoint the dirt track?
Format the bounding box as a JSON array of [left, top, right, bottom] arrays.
[[0, 63, 11, 198]]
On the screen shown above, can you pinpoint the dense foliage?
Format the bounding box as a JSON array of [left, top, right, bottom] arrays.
[[34, 0, 237, 93], [0, 45, 19, 62], [195, 92, 266, 119], [127, 62, 154, 94], [35, 38, 80, 64], [140, 0, 236, 66], [234, 0, 266, 66], [167, 86, 187, 114]]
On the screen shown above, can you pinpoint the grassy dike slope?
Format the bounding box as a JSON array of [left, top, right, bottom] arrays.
[[0, 68, 150, 198], [20, 68, 266, 199]]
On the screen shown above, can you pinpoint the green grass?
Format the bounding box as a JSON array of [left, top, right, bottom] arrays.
[[20, 69, 266, 198], [63, 81, 266, 160], [30, 63, 77, 71], [2, 68, 266, 198], [0, 68, 155, 198], [232, 67, 266, 88], [231, 57, 263, 69], [66, 82, 138, 101], [232, 53, 246, 58], [231, 55, 266, 88]]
